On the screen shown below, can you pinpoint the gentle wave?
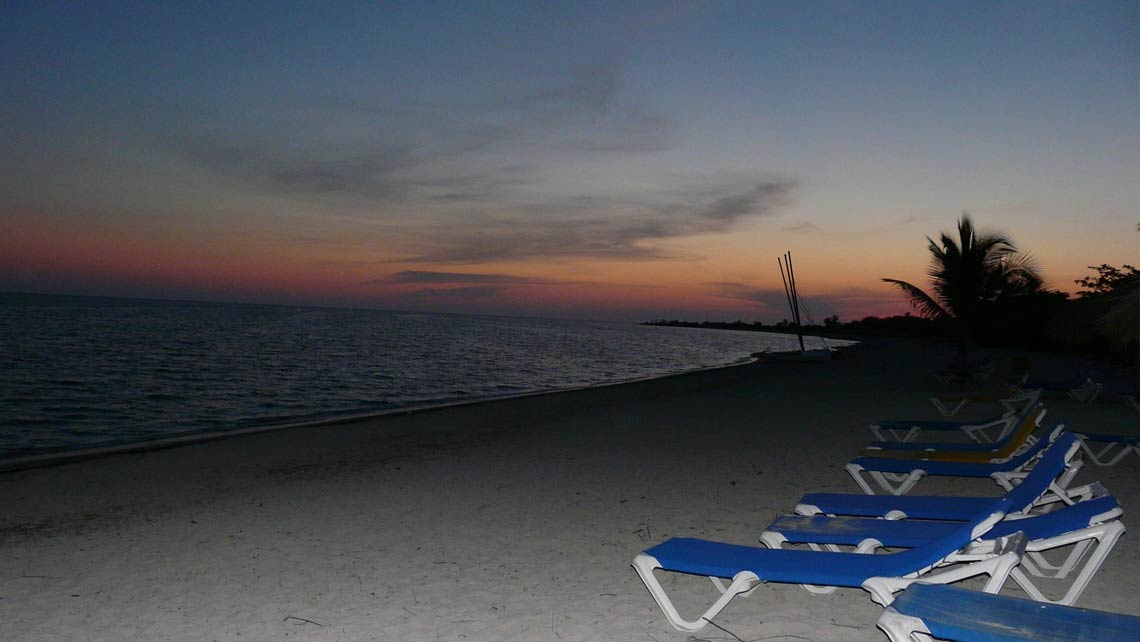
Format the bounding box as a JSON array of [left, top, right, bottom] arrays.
[[0, 293, 849, 458]]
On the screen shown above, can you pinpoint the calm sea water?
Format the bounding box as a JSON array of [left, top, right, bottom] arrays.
[[0, 293, 847, 459]]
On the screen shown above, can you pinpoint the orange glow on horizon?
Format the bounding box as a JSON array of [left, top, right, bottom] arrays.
[[1, 210, 1113, 322]]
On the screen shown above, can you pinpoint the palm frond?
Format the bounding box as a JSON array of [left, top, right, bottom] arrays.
[[882, 278, 951, 321], [1000, 252, 1045, 293]]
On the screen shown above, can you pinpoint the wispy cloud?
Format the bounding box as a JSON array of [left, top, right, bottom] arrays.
[[169, 58, 671, 204], [500, 61, 622, 124], [176, 133, 532, 205], [401, 176, 799, 263], [710, 283, 791, 311], [781, 221, 820, 234], [159, 56, 794, 265], [369, 271, 567, 286]]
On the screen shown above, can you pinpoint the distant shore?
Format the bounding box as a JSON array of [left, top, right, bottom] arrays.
[[1, 336, 1135, 641]]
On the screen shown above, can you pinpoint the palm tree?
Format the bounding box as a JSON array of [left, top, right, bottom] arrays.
[[883, 214, 1042, 367]]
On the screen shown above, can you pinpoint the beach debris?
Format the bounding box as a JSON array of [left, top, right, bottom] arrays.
[[685, 617, 820, 642], [633, 523, 652, 541], [283, 616, 323, 627]]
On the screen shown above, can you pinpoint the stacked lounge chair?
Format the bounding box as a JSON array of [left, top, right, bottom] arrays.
[[872, 389, 1041, 442], [1030, 374, 1104, 403], [766, 434, 1124, 606], [927, 381, 1036, 417], [931, 358, 994, 384], [631, 400, 1132, 636], [632, 498, 1023, 632], [861, 402, 1044, 457], [845, 419, 1067, 495]]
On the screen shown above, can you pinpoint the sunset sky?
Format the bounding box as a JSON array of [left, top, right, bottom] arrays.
[[2, 2, 1136, 322]]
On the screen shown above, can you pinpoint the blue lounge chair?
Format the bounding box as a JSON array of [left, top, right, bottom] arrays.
[[632, 499, 1024, 632], [876, 583, 1140, 642], [763, 488, 1124, 605], [928, 385, 1036, 417], [1030, 374, 1103, 403], [872, 390, 1041, 443], [846, 423, 1069, 495], [771, 434, 1119, 604], [931, 358, 994, 384], [803, 429, 1083, 516], [1075, 431, 1140, 466], [862, 405, 1045, 459], [870, 410, 1014, 443]]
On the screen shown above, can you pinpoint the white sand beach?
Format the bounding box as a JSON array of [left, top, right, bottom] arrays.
[[1, 338, 1136, 641]]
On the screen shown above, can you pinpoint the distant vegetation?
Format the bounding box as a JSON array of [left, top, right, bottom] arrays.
[[882, 215, 1042, 360], [644, 314, 950, 339], [647, 216, 1138, 364]]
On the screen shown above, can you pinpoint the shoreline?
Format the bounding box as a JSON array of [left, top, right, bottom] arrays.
[[0, 351, 775, 474], [8, 298, 838, 471], [1, 336, 1134, 641]]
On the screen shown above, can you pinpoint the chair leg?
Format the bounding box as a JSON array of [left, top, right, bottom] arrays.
[[845, 465, 924, 495], [1068, 381, 1103, 403], [1023, 539, 1092, 578], [1122, 395, 1139, 413], [709, 576, 761, 597], [929, 397, 967, 416], [758, 531, 881, 594], [1005, 521, 1126, 606], [1079, 439, 1138, 466], [876, 607, 935, 642], [757, 532, 840, 593], [862, 542, 1024, 606], [869, 425, 923, 442], [631, 554, 760, 632]]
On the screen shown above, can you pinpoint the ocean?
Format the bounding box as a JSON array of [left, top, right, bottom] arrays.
[[0, 293, 848, 460]]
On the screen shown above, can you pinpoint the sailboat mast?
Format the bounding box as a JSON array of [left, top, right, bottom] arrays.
[[778, 252, 806, 352]]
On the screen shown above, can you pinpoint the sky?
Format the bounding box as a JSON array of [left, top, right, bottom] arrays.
[[2, 1, 1137, 322]]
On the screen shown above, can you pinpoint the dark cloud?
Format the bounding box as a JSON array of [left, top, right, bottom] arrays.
[[712, 282, 905, 320], [396, 176, 798, 263], [697, 181, 793, 223], [781, 221, 820, 234], [407, 166, 537, 203], [372, 271, 556, 285], [177, 133, 533, 204], [710, 283, 791, 311], [177, 135, 417, 200], [160, 58, 790, 265]]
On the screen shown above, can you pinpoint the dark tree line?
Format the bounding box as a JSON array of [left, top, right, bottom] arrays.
[[647, 217, 1138, 363]]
